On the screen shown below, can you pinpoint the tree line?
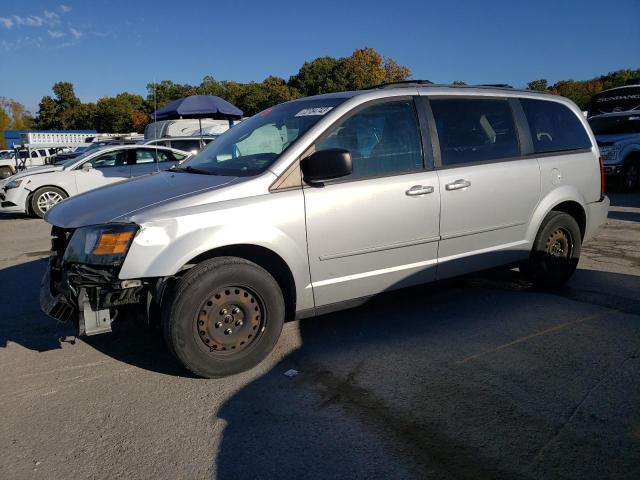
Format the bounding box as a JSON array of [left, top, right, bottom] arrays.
[[0, 48, 638, 149]]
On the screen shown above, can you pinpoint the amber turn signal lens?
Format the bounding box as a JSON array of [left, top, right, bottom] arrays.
[[92, 232, 134, 255]]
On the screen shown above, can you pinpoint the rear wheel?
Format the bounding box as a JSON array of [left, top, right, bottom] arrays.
[[0, 166, 13, 179], [522, 211, 581, 289], [30, 186, 67, 218], [161, 257, 285, 378]]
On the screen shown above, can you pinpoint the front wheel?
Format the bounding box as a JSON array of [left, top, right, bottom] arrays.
[[30, 186, 67, 218], [620, 160, 639, 192], [161, 257, 285, 378], [522, 211, 581, 289]]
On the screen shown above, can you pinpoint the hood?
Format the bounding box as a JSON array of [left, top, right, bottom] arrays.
[[45, 170, 237, 228], [12, 165, 64, 179], [595, 133, 640, 146]]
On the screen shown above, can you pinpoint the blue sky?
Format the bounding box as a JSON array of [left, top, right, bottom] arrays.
[[1, 0, 638, 113]]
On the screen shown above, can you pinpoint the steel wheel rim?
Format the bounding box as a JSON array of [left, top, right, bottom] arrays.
[[545, 227, 573, 260], [37, 191, 63, 212], [193, 285, 266, 356]]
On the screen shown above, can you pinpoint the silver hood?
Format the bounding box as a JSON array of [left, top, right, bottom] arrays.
[[45, 170, 238, 228]]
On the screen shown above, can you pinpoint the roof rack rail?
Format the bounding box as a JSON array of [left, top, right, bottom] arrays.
[[365, 80, 434, 89], [365, 80, 517, 90], [476, 83, 513, 88]]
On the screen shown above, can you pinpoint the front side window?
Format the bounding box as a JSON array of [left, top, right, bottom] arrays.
[[315, 100, 423, 179], [88, 150, 127, 168], [521, 99, 591, 153], [181, 97, 347, 176], [431, 98, 520, 166]]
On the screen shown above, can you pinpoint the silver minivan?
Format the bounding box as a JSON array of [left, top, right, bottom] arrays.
[[41, 84, 610, 378]]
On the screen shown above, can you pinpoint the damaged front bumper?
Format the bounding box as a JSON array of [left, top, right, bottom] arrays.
[[39, 226, 147, 336]]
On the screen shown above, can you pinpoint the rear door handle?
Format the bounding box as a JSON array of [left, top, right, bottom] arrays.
[[445, 179, 471, 191], [405, 185, 434, 196]]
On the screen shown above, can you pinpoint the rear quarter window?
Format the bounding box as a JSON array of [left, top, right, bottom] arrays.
[[520, 98, 592, 154]]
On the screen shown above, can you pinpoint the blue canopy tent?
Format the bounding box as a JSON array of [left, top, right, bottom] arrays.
[[152, 95, 243, 138]]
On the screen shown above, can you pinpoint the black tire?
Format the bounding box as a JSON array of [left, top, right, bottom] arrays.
[[620, 160, 639, 192], [161, 257, 285, 378], [0, 166, 13, 179], [522, 211, 581, 289], [30, 186, 67, 218]]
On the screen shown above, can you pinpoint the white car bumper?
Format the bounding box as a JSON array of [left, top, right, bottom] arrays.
[[0, 187, 29, 214]]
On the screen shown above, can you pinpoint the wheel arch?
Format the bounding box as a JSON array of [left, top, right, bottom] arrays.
[[26, 184, 70, 211], [527, 187, 588, 244], [184, 244, 297, 321]]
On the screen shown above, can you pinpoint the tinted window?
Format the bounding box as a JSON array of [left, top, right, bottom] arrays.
[[589, 114, 640, 135], [521, 99, 591, 153], [155, 150, 185, 162], [135, 149, 157, 164], [90, 150, 127, 168], [431, 98, 519, 166], [170, 140, 200, 152], [315, 100, 423, 179]]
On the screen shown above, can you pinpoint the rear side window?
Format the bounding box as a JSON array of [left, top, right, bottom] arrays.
[[430, 98, 520, 166], [520, 99, 591, 154]]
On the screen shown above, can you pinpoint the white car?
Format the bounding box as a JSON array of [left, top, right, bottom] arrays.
[[0, 145, 189, 218]]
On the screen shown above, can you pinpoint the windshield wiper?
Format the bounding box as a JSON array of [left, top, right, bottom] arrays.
[[171, 165, 217, 175]]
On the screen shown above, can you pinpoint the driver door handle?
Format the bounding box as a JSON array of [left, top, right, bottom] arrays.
[[445, 179, 471, 191], [405, 185, 434, 196]]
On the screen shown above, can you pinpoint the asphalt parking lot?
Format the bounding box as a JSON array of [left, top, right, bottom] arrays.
[[1, 193, 639, 480]]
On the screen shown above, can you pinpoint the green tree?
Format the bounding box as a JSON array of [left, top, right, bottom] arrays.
[[527, 79, 549, 91], [35, 96, 58, 129], [452, 80, 467, 86], [95, 93, 146, 133], [288, 56, 348, 96]]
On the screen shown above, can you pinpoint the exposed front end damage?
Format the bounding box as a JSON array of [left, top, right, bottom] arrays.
[[40, 226, 148, 336]]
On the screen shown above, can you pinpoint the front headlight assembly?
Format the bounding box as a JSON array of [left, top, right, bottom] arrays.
[[5, 178, 24, 190], [63, 224, 139, 266]]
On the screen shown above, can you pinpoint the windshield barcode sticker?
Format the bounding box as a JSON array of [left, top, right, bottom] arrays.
[[295, 107, 333, 117]]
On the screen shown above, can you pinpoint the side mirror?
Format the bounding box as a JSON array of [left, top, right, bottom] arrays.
[[300, 149, 352, 185], [82, 162, 93, 171]]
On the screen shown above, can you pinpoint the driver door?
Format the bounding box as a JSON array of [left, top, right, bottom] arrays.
[[74, 149, 131, 194]]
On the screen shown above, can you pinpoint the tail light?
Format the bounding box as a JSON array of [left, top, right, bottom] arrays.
[[599, 156, 605, 198]]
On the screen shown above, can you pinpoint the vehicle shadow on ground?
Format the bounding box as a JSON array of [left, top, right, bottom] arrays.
[[212, 267, 640, 480]]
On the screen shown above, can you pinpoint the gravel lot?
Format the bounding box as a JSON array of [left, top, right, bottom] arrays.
[[1, 193, 639, 480]]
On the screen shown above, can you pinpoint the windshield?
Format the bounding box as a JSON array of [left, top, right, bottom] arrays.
[[179, 98, 347, 176], [589, 114, 640, 135], [0, 151, 14, 159]]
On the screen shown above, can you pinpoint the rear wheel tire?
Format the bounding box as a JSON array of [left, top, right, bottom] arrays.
[[0, 166, 13, 179], [522, 211, 581, 289], [161, 257, 285, 378], [30, 186, 67, 218]]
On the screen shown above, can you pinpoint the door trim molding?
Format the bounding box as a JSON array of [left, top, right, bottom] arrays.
[[319, 235, 440, 261], [440, 221, 525, 241]]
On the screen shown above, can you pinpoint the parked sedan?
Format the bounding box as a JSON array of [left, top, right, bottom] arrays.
[[0, 145, 189, 218]]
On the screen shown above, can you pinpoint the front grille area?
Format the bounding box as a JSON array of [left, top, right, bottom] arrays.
[[50, 226, 75, 294]]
